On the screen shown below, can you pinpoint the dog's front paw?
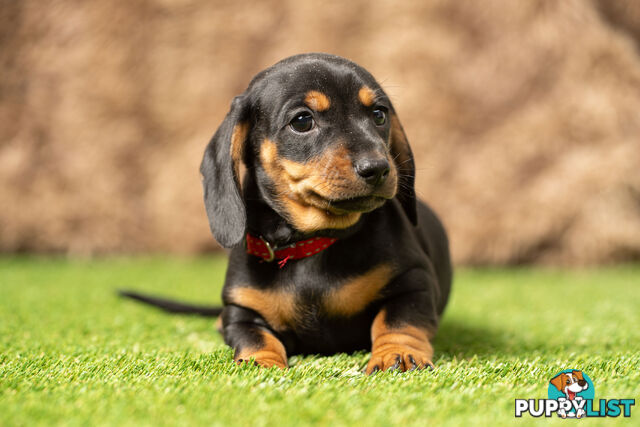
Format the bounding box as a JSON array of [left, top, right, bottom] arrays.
[[366, 347, 434, 374], [235, 330, 288, 370], [236, 352, 287, 369]]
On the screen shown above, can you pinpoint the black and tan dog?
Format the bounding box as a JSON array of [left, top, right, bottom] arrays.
[[122, 53, 451, 374]]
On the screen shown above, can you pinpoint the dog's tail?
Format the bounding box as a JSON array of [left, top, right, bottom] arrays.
[[118, 290, 223, 317]]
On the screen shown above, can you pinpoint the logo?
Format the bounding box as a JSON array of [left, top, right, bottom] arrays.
[[547, 369, 595, 418], [515, 369, 635, 418]]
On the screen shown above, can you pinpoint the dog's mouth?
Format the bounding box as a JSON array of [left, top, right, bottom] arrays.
[[326, 196, 387, 214], [567, 390, 577, 400], [300, 190, 388, 215]]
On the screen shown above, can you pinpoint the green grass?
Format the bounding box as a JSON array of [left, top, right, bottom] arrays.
[[1, 257, 639, 426]]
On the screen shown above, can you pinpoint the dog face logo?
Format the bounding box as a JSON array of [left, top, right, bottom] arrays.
[[550, 370, 589, 400], [548, 369, 595, 419]]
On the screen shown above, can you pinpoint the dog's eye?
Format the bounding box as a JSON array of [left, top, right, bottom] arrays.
[[290, 112, 314, 133], [372, 108, 386, 126]]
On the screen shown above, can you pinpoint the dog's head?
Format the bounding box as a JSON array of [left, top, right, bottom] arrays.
[[549, 370, 589, 400], [201, 53, 416, 248]]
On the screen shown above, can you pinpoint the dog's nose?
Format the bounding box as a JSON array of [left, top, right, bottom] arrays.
[[354, 158, 390, 186]]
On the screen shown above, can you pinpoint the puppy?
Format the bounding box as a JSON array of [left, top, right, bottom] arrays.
[[125, 53, 452, 374]]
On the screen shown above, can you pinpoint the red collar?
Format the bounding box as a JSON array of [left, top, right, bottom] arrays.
[[245, 233, 337, 267]]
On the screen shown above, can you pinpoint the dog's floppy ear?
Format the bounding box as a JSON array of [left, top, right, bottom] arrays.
[[549, 373, 566, 392], [200, 95, 250, 248], [389, 111, 417, 225]]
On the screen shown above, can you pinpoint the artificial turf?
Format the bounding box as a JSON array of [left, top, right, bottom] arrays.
[[1, 257, 638, 426]]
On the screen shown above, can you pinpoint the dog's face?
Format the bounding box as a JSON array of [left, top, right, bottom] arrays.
[[201, 53, 416, 247], [549, 370, 589, 400]]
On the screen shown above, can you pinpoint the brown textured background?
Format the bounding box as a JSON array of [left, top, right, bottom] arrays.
[[1, 0, 639, 265]]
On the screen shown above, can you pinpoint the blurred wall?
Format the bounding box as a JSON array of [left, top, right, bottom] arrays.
[[1, 0, 639, 265]]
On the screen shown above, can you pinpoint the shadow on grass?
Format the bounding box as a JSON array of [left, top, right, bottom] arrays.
[[287, 320, 545, 369], [434, 320, 543, 359]]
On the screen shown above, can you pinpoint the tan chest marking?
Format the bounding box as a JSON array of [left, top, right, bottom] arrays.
[[228, 287, 297, 331], [323, 264, 394, 316]]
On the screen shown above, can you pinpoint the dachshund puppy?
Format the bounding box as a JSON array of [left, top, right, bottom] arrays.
[[201, 53, 451, 373], [123, 53, 451, 374]]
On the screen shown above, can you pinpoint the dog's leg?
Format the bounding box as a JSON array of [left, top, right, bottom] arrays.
[[365, 282, 438, 374], [222, 305, 288, 369]]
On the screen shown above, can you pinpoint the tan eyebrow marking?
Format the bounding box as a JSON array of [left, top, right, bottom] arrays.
[[358, 86, 376, 107], [304, 90, 331, 111]]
